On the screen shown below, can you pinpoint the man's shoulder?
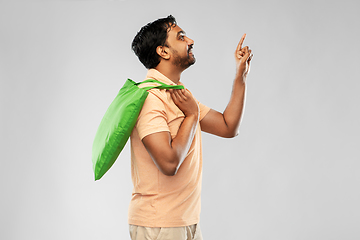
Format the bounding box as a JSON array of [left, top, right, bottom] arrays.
[[139, 88, 168, 114], [145, 87, 168, 103]]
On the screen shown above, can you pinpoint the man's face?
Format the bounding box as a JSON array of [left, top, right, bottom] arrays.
[[165, 25, 195, 70]]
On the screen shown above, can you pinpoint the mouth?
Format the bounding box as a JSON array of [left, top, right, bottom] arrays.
[[188, 47, 193, 55]]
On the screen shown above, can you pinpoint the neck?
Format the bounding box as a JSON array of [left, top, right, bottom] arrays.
[[155, 63, 183, 84]]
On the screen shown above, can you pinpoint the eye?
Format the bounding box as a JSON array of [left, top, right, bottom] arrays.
[[179, 34, 185, 41]]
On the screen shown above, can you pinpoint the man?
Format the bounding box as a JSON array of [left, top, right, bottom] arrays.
[[129, 15, 252, 240]]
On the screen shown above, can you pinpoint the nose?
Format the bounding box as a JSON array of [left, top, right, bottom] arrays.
[[186, 36, 194, 46]]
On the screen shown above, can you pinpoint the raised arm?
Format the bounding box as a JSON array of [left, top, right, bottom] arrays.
[[200, 34, 253, 138], [142, 89, 199, 176]]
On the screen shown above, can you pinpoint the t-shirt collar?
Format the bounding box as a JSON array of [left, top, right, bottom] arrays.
[[146, 69, 182, 86]]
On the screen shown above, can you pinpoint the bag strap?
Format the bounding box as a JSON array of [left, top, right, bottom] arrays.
[[136, 79, 184, 91]]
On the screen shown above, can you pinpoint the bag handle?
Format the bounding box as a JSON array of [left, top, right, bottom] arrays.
[[137, 79, 184, 91]]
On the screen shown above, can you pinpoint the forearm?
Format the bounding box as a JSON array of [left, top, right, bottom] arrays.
[[142, 114, 198, 176], [223, 76, 246, 137], [169, 114, 199, 172], [199, 35, 252, 138]]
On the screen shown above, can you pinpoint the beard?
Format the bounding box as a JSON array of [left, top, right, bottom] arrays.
[[170, 48, 196, 70]]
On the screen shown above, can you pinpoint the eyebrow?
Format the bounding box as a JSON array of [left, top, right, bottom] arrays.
[[177, 30, 186, 37]]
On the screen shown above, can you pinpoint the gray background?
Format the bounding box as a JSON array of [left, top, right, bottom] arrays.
[[1, 0, 359, 239]]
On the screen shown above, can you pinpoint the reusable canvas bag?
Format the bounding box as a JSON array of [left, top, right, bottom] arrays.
[[92, 79, 184, 180]]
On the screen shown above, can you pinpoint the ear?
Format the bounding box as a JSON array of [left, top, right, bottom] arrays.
[[156, 45, 170, 60]]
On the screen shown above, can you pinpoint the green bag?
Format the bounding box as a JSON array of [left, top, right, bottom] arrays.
[[92, 78, 184, 180]]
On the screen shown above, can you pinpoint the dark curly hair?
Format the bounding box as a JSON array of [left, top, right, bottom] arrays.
[[132, 15, 177, 69]]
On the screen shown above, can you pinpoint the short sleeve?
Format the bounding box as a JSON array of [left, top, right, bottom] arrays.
[[184, 88, 210, 121], [196, 99, 210, 121], [195, 94, 210, 121], [136, 92, 170, 140]]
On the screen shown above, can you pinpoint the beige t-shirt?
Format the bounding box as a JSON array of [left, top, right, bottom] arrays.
[[128, 69, 210, 227]]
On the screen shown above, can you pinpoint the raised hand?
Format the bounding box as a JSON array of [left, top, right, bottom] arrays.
[[235, 34, 253, 79], [169, 89, 199, 118]]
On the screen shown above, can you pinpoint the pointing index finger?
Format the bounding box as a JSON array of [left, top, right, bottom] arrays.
[[237, 33, 246, 52]]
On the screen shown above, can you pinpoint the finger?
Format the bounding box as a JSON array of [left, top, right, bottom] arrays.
[[173, 89, 184, 102], [239, 46, 250, 61], [177, 89, 188, 100], [242, 47, 250, 60], [247, 49, 253, 62], [236, 34, 246, 53], [241, 51, 251, 63], [239, 49, 245, 57], [242, 46, 249, 53], [248, 52, 253, 62], [170, 89, 179, 102]]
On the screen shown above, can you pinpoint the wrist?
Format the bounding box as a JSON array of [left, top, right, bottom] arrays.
[[184, 112, 199, 121], [235, 74, 247, 84]]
